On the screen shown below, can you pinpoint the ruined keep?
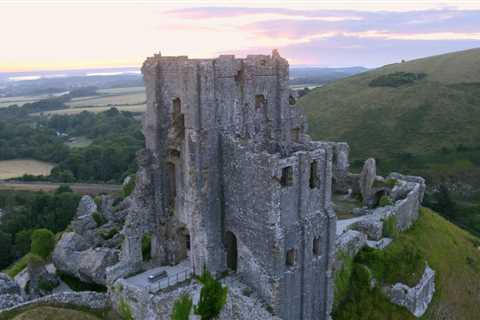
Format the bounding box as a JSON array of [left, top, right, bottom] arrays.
[[107, 50, 337, 320]]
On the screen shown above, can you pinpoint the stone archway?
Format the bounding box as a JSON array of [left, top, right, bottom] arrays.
[[225, 231, 238, 272]]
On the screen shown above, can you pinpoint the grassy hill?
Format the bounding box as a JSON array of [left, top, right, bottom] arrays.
[[334, 208, 480, 320], [299, 48, 480, 160], [298, 48, 480, 235]]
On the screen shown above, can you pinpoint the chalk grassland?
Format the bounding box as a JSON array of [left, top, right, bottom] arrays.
[[0, 159, 55, 179], [298, 48, 480, 159], [0, 305, 118, 320], [68, 92, 146, 107]]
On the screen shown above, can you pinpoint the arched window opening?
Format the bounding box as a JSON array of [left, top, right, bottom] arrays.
[[289, 95, 296, 105]]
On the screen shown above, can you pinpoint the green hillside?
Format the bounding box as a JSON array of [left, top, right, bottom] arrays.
[[334, 208, 480, 320], [298, 48, 480, 235], [299, 48, 480, 160]]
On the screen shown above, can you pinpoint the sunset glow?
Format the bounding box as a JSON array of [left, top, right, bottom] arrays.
[[1, 1, 480, 71]]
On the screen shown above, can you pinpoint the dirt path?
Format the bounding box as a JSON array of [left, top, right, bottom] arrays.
[[0, 180, 122, 195]]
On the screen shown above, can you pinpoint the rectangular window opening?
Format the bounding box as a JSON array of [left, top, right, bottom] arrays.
[[286, 248, 297, 267], [255, 94, 266, 110], [291, 128, 301, 143], [281, 166, 293, 187]]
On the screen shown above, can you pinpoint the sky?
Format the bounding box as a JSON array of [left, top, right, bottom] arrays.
[[1, 0, 480, 72]]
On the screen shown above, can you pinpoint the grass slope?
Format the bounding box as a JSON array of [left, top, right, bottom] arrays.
[[334, 208, 480, 320], [11, 306, 101, 320], [298, 48, 480, 161], [414, 208, 480, 320]]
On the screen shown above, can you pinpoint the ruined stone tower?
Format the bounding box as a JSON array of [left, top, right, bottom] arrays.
[[111, 50, 336, 320]]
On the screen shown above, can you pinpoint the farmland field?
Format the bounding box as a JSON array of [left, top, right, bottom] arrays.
[[0, 159, 55, 179], [97, 86, 145, 94], [0, 181, 122, 194], [68, 92, 145, 107], [35, 104, 146, 115]]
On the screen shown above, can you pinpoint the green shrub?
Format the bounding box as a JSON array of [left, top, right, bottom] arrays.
[[384, 178, 398, 188], [14, 229, 33, 257], [118, 298, 134, 320], [100, 228, 118, 240], [4, 253, 44, 278], [92, 211, 107, 227], [142, 233, 152, 261], [38, 277, 58, 292], [355, 239, 424, 286], [55, 185, 73, 194], [334, 251, 354, 309], [122, 176, 136, 198], [379, 195, 393, 207], [332, 263, 413, 320], [31, 229, 55, 259], [171, 294, 192, 320], [94, 195, 103, 209], [383, 215, 398, 238], [194, 269, 228, 320]]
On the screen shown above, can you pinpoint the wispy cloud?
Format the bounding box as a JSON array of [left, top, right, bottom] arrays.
[[166, 6, 480, 66], [1, 2, 479, 71]]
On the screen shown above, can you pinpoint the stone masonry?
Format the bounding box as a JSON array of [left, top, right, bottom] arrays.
[[107, 50, 337, 320]]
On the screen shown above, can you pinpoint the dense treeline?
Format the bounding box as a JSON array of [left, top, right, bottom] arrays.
[[0, 107, 144, 183], [47, 108, 144, 182], [0, 187, 81, 269]]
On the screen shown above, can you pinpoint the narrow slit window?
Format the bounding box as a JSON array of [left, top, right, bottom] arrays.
[[255, 95, 266, 110], [172, 97, 181, 115], [313, 238, 320, 256], [286, 249, 297, 267], [309, 160, 319, 189], [281, 166, 293, 187]]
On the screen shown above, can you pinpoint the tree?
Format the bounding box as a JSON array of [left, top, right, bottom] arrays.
[[15, 229, 33, 257], [0, 231, 12, 269], [434, 185, 457, 220], [194, 269, 228, 320], [171, 294, 192, 320], [31, 229, 55, 259]]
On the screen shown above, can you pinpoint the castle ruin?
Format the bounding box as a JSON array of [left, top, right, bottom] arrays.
[[104, 50, 427, 320], [108, 50, 336, 319]]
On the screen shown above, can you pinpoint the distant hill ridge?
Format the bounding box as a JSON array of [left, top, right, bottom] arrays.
[[298, 48, 480, 162]]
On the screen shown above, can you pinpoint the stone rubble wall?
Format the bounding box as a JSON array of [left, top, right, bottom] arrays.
[[0, 291, 109, 314], [110, 276, 279, 320], [348, 174, 426, 241], [384, 265, 436, 317], [0, 274, 23, 310]]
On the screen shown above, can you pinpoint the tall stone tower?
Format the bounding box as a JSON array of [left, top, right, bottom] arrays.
[[116, 50, 336, 320]]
